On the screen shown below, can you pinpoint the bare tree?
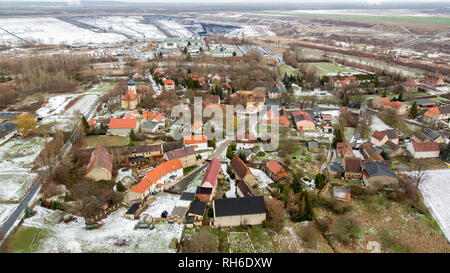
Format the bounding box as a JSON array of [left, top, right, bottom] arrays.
[[409, 167, 427, 188]]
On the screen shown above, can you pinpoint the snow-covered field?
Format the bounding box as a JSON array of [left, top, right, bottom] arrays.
[[225, 25, 275, 38], [79, 16, 167, 40], [19, 206, 183, 253], [37, 83, 109, 131], [249, 168, 273, 188], [0, 204, 18, 226], [371, 114, 391, 132], [0, 17, 125, 45], [416, 169, 450, 242], [157, 20, 193, 37]]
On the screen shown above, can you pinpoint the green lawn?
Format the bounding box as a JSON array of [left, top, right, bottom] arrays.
[[183, 165, 198, 176], [7, 226, 52, 253], [279, 64, 298, 77]]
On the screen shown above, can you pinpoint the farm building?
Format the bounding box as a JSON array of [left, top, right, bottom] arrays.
[[108, 118, 139, 137], [183, 135, 208, 151], [196, 158, 221, 203], [124, 144, 163, 159], [86, 145, 113, 181], [213, 196, 266, 227], [291, 110, 315, 131], [124, 159, 183, 203], [362, 161, 398, 189], [230, 155, 257, 189], [236, 180, 254, 197], [407, 141, 440, 159], [164, 146, 197, 168]]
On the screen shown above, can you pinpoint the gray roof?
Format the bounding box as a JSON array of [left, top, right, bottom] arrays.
[[329, 162, 345, 173], [363, 161, 396, 179], [166, 146, 195, 160], [128, 79, 135, 86], [189, 200, 207, 216], [0, 112, 20, 120], [171, 206, 189, 218], [125, 203, 140, 215], [384, 129, 398, 140], [142, 121, 159, 130], [423, 128, 441, 142], [214, 196, 265, 217], [180, 192, 196, 201]]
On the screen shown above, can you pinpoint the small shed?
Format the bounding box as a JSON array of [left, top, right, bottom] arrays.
[[333, 186, 351, 202], [124, 202, 141, 220], [307, 141, 320, 153]]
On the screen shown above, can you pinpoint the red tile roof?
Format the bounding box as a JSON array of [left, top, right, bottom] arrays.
[[267, 159, 283, 175], [121, 90, 138, 101], [230, 155, 253, 180], [412, 141, 440, 152], [371, 130, 386, 141], [201, 158, 221, 188], [184, 134, 207, 144], [86, 145, 113, 175], [88, 120, 96, 127], [130, 159, 183, 194], [164, 79, 175, 86], [109, 118, 137, 129]]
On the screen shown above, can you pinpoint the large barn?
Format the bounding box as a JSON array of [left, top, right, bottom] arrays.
[[213, 196, 266, 227]]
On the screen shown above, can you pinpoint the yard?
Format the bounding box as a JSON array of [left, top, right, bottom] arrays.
[[85, 135, 130, 148], [6, 206, 184, 253]]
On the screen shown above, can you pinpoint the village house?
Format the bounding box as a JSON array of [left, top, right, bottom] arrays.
[[213, 196, 266, 227], [86, 145, 113, 181], [126, 156, 145, 167], [343, 157, 362, 179], [236, 180, 255, 197], [162, 142, 184, 153], [261, 159, 289, 182], [327, 161, 346, 178], [196, 158, 221, 203], [236, 134, 257, 150], [121, 79, 140, 110], [371, 130, 389, 147], [346, 102, 361, 114], [424, 105, 450, 123], [359, 142, 384, 161], [291, 110, 315, 131], [407, 141, 440, 159], [362, 161, 398, 189], [336, 141, 354, 158], [124, 159, 183, 203], [164, 79, 175, 91], [211, 73, 222, 85], [163, 146, 197, 168], [262, 109, 290, 127], [375, 97, 407, 115], [108, 118, 139, 137], [183, 134, 208, 151], [383, 140, 404, 157], [422, 128, 445, 144], [403, 78, 418, 92], [411, 131, 428, 142], [230, 155, 257, 189], [124, 144, 163, 159], [211, 49, 234, 57]]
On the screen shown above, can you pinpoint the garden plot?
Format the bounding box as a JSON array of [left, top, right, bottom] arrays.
[[249, 168, 273, 188], [227, 232, 255, 253], [13, 206, 183, 253], [417, 169, 450, 242], [0, 17, 126, 46], [142, 193, 180, 218]]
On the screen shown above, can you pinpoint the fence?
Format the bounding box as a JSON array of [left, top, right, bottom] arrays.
[[86, 202, 121, 225]]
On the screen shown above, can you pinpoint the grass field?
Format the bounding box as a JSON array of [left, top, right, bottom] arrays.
[[85, 135, 130, 148], [279, 64, 298, 77], [305, 62, 358, 76], [7, 226, 52, 253], [249, 11, 450, 25]]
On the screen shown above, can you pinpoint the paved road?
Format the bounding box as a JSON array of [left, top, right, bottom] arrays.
[[0, 89, 101, 241], [169, 164, 208, 194]]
